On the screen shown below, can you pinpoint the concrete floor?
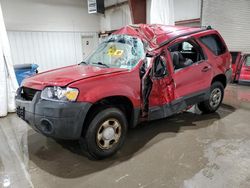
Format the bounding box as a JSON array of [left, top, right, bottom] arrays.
[[1, 84, 250, 188]]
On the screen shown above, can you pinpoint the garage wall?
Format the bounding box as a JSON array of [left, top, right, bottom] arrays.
[[174, 0, 201, 22], [7, 31, 98, 71], [202, 0, 250, 52], [1, 0, 100, 71], [0, 0, 100, 32], [100, 3, 132, 32], [147, 0, 201, 24]]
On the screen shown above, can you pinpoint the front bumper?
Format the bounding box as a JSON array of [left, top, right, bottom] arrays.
[[16, 90, 92, 140]]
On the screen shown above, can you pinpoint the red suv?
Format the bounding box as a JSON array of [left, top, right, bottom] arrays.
[[16, 24, 232, 159], [231, 51, 250, 84]]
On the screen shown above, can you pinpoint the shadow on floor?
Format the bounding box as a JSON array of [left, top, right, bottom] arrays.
[[28, 104, 235, 178]]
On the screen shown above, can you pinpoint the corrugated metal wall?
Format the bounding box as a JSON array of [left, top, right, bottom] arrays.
[[7, 31, 98, 71], [202, 0, 250, 52], [174, 0, 201, 21]]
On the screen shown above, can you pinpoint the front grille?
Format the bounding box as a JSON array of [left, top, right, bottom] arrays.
[[21, 87, 39, 101]]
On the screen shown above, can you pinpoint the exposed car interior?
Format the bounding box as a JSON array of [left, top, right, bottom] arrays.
[[153, 56, 167, 77], [169, 40, 205, 70]]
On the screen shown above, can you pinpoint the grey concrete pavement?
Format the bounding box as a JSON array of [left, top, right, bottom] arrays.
[[0, 84, 250, 188]]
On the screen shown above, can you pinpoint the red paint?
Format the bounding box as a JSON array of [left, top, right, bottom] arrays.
[[22, 65, 127, 90], [22, 24, 231, 110], [231, 52, 250, 83], [113, 24, 202, 49]]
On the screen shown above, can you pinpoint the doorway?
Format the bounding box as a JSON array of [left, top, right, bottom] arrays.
[[81, 36, 95, 60]]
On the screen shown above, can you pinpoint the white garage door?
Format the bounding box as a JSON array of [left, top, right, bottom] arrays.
[[202, 0, 250, 52], [7, 31, 98, 72]]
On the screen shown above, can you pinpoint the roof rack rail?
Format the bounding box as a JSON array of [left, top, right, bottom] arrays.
[[152, 28, 207, 51], [206, 25, 212, 30], [201, 25, 213, 30]]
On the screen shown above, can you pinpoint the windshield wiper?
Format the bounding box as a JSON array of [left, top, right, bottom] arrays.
[[93, 62, 110, 68]]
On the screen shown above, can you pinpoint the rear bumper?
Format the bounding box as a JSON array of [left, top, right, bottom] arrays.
[[16, 91, 92, 140]]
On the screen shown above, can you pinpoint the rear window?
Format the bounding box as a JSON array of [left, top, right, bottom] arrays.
[[200, 34, 226, 56]]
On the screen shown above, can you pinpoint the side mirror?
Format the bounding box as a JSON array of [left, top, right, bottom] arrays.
[[146, 53, 154, 57]]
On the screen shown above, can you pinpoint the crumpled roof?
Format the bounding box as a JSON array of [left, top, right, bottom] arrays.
[[114, 24, 202, 49]]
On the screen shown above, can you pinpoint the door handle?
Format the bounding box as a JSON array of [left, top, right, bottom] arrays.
[[202, 66, 211, 72]]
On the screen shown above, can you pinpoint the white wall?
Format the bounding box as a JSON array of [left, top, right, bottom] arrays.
[[0, 0, 100, 32], [202, 0, 250, 52], [100, 3, 132, 32], [146, 0, 151, 24], [148, 0, 175, 25], [0, 0, 101, 71], [8, 31, 98, 71], [174, 0, 201, 21], [1, 0, 203, 73], [147, 0, 201, 24]]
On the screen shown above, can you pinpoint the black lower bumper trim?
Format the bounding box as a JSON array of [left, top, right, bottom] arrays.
[[16, 92, 92, 140]]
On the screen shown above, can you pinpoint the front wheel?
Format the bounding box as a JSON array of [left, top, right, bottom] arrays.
[[197, 82, 224, 114], [80, 107, 128, 160]]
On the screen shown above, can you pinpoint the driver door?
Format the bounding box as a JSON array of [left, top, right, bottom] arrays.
[[142, 55, 175, 120]]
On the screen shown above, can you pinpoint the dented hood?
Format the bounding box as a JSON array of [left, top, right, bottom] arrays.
[[22, 65, 127, 90]]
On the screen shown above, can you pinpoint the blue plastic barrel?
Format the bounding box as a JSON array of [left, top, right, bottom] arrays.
[[14, 64, 39, 85]]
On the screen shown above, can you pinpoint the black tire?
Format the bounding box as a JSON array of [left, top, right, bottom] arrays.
[[80, 107, 128, 160], [197, 81, 224, 114]]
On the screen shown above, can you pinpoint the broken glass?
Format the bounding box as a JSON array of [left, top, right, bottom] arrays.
[[85, 35, 145, 69]]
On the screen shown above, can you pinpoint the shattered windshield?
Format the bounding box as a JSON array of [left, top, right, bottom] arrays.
[[85, 35, 145, 69]]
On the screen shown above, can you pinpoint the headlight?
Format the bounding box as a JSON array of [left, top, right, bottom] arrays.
[[41, 86, 79, 102]]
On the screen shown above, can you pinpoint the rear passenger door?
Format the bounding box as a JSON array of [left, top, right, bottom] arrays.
[[199, 33, 231, 72], [240, 55, 250, 82], [168, 38, 213, 99]]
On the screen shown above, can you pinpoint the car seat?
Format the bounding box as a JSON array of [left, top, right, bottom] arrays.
[[171, 51, 193, 70]]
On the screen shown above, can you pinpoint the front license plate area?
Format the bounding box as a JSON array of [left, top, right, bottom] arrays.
[[16, 106, 25, 120]]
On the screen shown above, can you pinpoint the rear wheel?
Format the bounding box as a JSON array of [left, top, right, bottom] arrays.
[[197, 82, 224, 113], [80, 107, 128, 160]]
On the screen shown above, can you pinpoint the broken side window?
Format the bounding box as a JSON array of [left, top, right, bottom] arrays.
[[154, 56, 167, 77], [169, 40, 205, 71]]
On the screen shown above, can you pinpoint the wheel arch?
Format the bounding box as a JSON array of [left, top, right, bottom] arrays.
[[211, 74, 227, 88], [81, 95, 138, 137]]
